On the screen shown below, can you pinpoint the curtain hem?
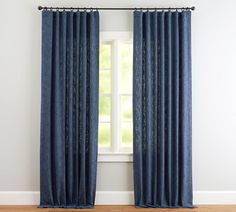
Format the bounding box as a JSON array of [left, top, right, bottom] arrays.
[[135, 204, 197, 208], [38, 204, 94, 209]]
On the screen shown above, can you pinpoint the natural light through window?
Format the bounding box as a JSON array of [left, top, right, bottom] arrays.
[[98, 32, 133, 153], [120, 43, 133, 148], [99, 43, 111, 149]]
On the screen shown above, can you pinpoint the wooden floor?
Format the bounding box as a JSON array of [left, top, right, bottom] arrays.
[[0, 206, 236, 212]]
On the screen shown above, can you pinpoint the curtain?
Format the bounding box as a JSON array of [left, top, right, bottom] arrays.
[[133, 10, 193, 208], [40, 10, 99, 208]]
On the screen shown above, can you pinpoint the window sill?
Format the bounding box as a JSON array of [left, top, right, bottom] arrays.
[[98, 152, 133, 163]]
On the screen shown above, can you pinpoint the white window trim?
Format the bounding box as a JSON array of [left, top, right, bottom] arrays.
[[98, 31, 133, 162], [100, 31, 132, 41], [98, 152, 133, 163]]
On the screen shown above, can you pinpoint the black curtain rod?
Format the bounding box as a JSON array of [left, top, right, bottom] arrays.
[[38, 6, 195, 11]]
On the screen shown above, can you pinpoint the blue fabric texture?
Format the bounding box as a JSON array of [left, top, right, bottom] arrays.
[[40, 10, 99, 208], [133, 11, 193, 208]]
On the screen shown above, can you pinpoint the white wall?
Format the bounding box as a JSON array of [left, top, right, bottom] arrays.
[[1, 0, 236, 204]]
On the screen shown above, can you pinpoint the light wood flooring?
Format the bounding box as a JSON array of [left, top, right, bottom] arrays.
[[0, 205, 236, 212]]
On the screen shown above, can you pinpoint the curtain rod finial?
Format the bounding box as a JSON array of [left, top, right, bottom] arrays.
[[38, 6, 43, 10], [191, 6, 195, 11]]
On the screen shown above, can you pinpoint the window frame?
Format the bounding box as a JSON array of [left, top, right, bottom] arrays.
[[98, 31, 133, 162]]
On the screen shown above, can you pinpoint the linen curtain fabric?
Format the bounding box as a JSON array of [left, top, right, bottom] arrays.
[[40, 10, 99, 208], [133, 11, 193, 208]]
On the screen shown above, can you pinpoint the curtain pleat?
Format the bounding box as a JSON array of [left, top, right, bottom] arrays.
[[133, 10, 193, 208], [40, 10, 99, 208]]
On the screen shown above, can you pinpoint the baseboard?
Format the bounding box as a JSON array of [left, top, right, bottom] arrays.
[[193, 191, 236, 205], [0, 191, 236, 205], [95, 191, 134, 205], [0, 191, 39, 205]]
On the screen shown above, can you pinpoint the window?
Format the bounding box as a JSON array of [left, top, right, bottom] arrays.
[[98, 32, 133, 156]]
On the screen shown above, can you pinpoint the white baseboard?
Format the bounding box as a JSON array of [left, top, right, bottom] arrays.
[[0, 191, 236, 205], [194, 191, 236, 205], [0, 191, 39, 205], [95, 191, 133, 205]]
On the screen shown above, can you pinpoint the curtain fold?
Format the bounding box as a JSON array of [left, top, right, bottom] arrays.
[[133, 10, 193, 208], [40, 10, 99, 208]]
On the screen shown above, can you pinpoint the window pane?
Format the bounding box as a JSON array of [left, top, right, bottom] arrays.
[[120, 43, 133, 94], [100, 44, 111, 69], [99, 70, 111, 93], [121, 122, 133, 147], [121, 96, 132, 122], [99, 96, 111, 122], [98, 123, 111, 147]]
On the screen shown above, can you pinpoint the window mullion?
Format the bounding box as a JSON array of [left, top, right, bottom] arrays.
[[111, 40, 120, 153]]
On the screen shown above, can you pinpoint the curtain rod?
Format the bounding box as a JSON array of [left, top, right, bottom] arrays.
[[38, 6, 195, 11]]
